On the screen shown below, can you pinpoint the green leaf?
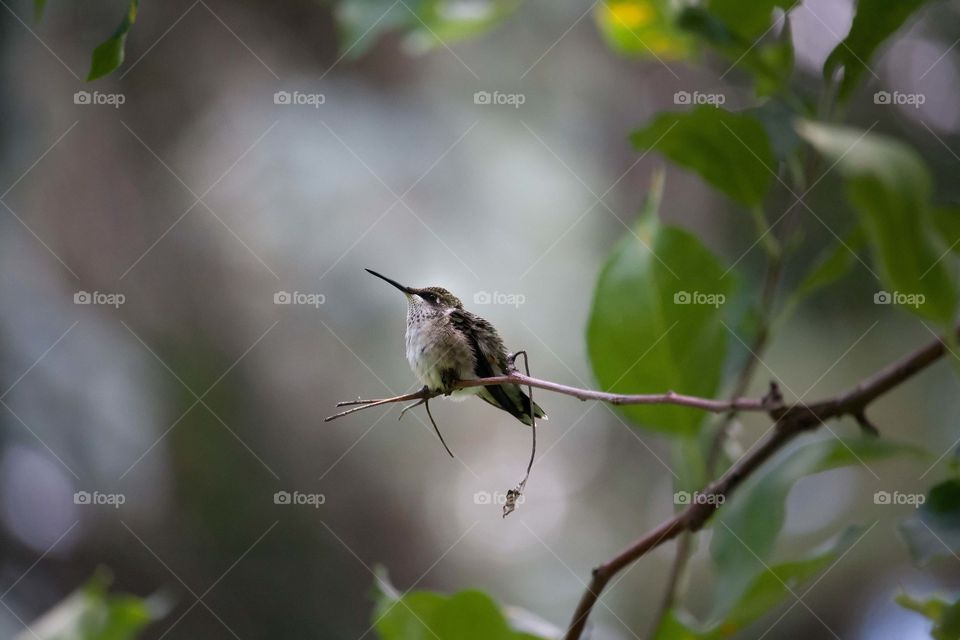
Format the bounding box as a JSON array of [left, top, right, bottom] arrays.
[[655, 529, 861, 640], [631, 107, 776, 207], [595, 0, 695, 60], [710, 437, 920, 617], [933, 206, 960, 256], [373, 571, 550, 640], [795, 228, 866, 301], [896, 593, 960, 640], [677, 7, 793, 98], [87, 0, 139, 81], [587, 173, 732, 436], [335, 0, 520, 59], [899, 478, 960, 566], [18, 570, 164, 640], [797, 121, 957, 324], [706, 0, 792, 40], [34, 0, 47, 21], [823, 0, 932, 103]]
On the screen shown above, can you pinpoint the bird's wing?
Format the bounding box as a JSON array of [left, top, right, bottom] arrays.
[[448, 309, 508, 375]]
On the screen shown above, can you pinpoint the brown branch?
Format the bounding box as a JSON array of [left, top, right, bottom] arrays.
[[563, 326, 955, 640], [324, 372, 777, 422]]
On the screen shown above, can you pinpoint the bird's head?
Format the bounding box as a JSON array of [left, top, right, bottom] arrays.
[[365, 269, 464, 313]]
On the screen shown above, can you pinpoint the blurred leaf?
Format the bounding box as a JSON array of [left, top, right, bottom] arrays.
[[335, 0, 520, 59], [710, 437, 920, 616], [87, 0, 138, 81], [797, 121, 957, 324], [373, 571, 549, 640], [707, 0, 792, 40], [406, 0, 522, 53], [587, 172, 732, 436], [34, 0, 47, 21], [933, 205, 960, 256], [656, 528, 861, 640], [677, 7, 793, 97], [823, 0, 931, 103], [19, 570, 164, 640], [595, 0, 694, 59], [632, 106, 776, 207], [896, 593, 960, 640], [748, 100, 801, 162], [899, 478, 960, 566], [794, 228, 866, 301]]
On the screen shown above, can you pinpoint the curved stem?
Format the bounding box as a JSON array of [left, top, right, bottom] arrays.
[[564, 325, 957, 640]]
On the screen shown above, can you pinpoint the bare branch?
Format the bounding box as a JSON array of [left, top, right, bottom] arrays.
[[563, 326, 955, 640], [324, 371, 778, 423]]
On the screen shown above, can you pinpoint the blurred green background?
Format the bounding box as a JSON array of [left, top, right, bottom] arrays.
[[1, 0, 960, 638]]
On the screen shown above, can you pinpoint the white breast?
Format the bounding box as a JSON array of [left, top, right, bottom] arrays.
[[405, 318, 477, 397]]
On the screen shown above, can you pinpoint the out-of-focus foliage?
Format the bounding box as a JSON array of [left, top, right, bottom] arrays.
[[655, 528, 862, 640], [594, 0, 693, 59], [87, 0, 139, 81], [373, 572, 551, 640], [897, 593, 960, 640], [586, 173, 731, 436], [631, 107, 776, 207], [676, 6, 793, 97], [824, 0, 933, 103], [16, 572, 164, 640], [335, 0, 522, 58], [798, 122, 958, 325], [708, 438, 921, 618], [900, 477, 960, 566]]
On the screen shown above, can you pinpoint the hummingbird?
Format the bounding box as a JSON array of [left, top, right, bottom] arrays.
[[366, 269, 547, 428]]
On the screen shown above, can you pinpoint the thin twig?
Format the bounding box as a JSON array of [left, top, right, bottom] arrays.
[[325, 372, 776, 423], [503, 351, 536, 518], [564, 325, 957, 640]]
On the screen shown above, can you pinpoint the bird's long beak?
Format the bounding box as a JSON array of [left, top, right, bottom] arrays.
[[365, 269, 414, 295]]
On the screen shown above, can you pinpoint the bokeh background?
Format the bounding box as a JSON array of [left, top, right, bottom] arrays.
[[1, 0, 960, 637]]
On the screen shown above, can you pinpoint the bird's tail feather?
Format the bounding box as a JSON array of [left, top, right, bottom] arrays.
[[478, 384, 547, 426]]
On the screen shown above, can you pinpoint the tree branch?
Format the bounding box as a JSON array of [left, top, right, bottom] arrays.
[[563, 326, 955, 640], [324, 371, 778, 422]]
